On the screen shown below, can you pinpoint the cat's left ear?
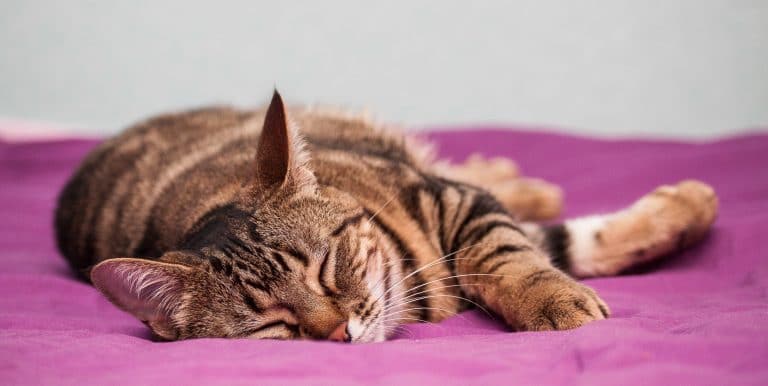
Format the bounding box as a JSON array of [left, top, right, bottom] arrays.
[[90, 258, 192, 340], [255, 90, 316, 192]]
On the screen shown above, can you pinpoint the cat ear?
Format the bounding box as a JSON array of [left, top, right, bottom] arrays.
[[90, 258, 191, 340], [255, 90, 315, 190]]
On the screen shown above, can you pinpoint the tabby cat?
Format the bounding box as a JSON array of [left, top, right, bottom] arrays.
[[55, 91, 718, 342]]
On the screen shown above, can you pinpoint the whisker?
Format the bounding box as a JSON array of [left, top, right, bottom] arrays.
[[365, 249, 408, 301], [383, 294, 495, 319], [398, 283, 483, 304], [420, 272, 517, 286], [374, 242, 487, 304], [397, 272, 517, 305], [380, 306, 456, 320], [386, 325, 416, 340], [386, 283, 484, 312], [368, 192, 399, 222], [385, 316, 430, 324]]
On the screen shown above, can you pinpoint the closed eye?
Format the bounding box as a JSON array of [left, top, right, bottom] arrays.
[[244, 321, 297, 339], [318, 249, 338, 295]]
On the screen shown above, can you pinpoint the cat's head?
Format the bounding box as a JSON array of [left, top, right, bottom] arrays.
[[90, 91, 398, 343]]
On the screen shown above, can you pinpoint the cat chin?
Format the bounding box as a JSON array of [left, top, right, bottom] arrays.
[[346, 317, 388, 343], [354, 330, 387, 343]]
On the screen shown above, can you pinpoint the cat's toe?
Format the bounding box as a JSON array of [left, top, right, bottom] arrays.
[[514, 276, 609, 331], [645, 179, 719, 246]]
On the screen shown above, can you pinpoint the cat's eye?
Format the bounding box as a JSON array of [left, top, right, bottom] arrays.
[[318, 249, 338, 295], [245, 321, 297, 339]]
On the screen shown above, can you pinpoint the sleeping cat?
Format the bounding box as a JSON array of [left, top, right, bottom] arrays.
[[55, 91, 718, 342]]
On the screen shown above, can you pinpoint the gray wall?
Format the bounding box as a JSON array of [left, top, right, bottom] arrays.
[[1, 1, 767, 138]]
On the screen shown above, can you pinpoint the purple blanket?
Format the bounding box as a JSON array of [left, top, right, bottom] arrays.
[[1, 129, 767, 385]]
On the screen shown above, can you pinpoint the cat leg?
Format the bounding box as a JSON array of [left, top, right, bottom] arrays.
[[435, 153, 563, 221], [438, 153, 521, 184], [485, 178, 563, 221], [448, 190, 608, 331], [522, 180, 718, 278]]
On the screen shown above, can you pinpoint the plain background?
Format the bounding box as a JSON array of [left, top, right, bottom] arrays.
[[1, 1, 767, 139]]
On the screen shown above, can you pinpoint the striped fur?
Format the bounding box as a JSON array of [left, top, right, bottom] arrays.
[[55, 91, 718, 342]]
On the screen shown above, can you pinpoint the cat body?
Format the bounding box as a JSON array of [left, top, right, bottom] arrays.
[[55, 92, 718, 342]]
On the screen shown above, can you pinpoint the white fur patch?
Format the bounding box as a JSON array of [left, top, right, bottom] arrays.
[[347, 317, 366, 341], [565, 215, 608, 277]]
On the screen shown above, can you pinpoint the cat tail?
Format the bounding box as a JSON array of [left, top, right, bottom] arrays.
[[520, 180, 718, 278]]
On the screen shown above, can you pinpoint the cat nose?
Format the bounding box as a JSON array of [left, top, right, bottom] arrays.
[[327, 321, 350, 342]]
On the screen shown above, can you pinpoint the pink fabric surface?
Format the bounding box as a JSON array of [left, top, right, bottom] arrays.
[[1, 128, 767, 385]]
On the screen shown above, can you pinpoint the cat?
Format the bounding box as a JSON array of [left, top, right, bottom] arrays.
[[55, 91, 718, 342]]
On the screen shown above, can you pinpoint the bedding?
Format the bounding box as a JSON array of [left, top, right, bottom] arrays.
[[1, 127, 766, 385]]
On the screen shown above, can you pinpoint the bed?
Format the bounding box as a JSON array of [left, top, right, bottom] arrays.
[[1, 126, 766, 385]]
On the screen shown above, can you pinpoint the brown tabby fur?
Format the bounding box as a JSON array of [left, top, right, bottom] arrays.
[[55, 91, 718, 342]]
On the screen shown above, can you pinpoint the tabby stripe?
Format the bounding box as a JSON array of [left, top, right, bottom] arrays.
[[423, 178, 446, 237], [240, 289, 262, 313], [234, 252, 281, 281], [83, 143, 148, 259], [245, 278, 269, 293], [127, 126, 256, 253], [461, 220, 525, 247], [351, 260, 364, 276], [401, 185, 426, 233], [474, 244, 531, 271], [261, 254, 281, 277], [444, 187, 467, 256], [382, 250, 393, 311], [226, 235, 257, 255], [360, 299, 379, 321], [450, 193, 508, 252], [223, 260, 233, 276], [331, 212, 366, 236], [287, 249, 309, 266], [132, 222, 163, 258], [522, 269, 562, 289], [437, 190, 447, 254], [359, 307, 383, 332], [486, 260, 512, 274], [219, 245, 239, 260], [176, 203, 252, 251], [543, 224, 570, 271], [208, 256, 224, 272], [401, 179, 444, 236], [271, 252, 290, 272], [59, 139, 120, 260]]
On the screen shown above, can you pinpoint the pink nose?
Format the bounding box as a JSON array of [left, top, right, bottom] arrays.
[[327, 321, 350, 342]]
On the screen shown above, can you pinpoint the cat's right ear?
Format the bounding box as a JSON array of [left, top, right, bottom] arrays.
[[255, 90, 316, 191], [90, 258, 191, 340]]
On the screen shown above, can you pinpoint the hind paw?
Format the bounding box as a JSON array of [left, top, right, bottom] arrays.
[[642, 180, 719, 247], [581, 180, 718, 277]]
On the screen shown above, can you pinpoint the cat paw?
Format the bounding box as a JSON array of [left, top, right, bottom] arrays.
[[490, 178, 563, 221], [463, 153, 520, 181], [511, 273, 609, 331], [577, 180, 719, 277], [643, 180, 718, 246]]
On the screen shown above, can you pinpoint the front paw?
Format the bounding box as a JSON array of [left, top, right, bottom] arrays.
[[511, 272, 610, 331]]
